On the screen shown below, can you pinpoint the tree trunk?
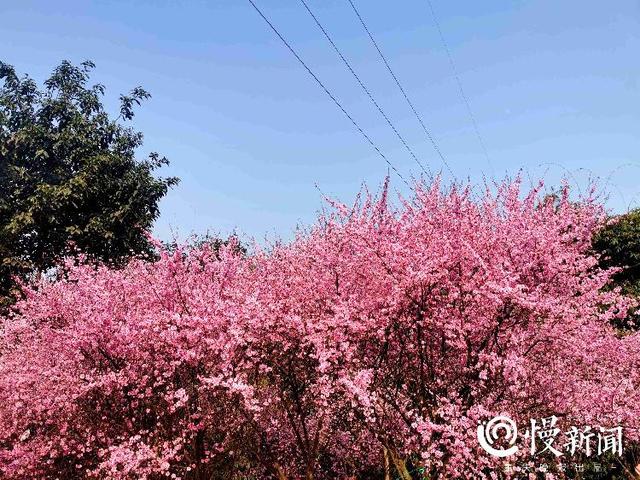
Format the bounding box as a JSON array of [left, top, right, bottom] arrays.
[[388, 448, 412, 480], [275, 463, 288, 480], [383, 446, 391, 480]]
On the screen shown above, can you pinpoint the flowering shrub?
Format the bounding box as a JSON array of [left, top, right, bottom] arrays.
[[0, 178, 638, 479]]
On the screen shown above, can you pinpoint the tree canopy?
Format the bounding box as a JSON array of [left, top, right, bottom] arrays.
[[592, 208, 640, 328], [1, 179, 637, 479], [0, 60, 178, 304]]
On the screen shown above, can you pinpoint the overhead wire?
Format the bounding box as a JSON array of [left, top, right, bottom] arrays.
[[299, 0, 432, 179], [425, 0, 494, 175], [246, 0, 409, 187], [345, 0, 455, 178]]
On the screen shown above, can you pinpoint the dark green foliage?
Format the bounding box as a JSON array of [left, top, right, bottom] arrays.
[[0, 60, 178, 304], [593, 209, 640, 293], [163, 233, 247, 259], [592, 209, 640, 329], [590, 210, 640, 478]]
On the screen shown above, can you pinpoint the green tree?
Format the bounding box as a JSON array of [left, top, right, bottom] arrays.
[[588, 210, 640, 480], [163, 232, 247, 258], [592, 208, 640, 329], [0, 60, 178, 305]]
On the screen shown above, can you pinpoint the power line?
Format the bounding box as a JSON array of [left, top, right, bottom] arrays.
[[299, 0, 432, 179], [246, 0, 409, 187], [346, 0, 455, 178], [425, 0, 494, 175]]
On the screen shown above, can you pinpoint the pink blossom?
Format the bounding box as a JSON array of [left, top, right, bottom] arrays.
[[0, 178, 638, 478]]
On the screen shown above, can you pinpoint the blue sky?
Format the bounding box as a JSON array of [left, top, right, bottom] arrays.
[[2, 0, 639, 242]]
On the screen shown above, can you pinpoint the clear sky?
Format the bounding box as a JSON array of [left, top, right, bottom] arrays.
[[2, 0, 639, 242]]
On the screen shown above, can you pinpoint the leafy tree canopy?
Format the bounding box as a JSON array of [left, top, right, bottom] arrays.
[[592, 208, 640, 327], [163, 232, 247, 259], [0, 60, 178, 303]]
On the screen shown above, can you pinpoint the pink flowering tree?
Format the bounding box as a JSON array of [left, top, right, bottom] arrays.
[[0, 178, 638, 479]]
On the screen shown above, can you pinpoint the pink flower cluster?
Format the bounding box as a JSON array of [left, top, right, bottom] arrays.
[[1, 178, 638, 479]]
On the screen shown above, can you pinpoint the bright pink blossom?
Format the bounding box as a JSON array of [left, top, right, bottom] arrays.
[[0, 178, 638, 479]]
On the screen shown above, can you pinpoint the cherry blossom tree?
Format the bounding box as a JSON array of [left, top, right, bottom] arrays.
[[1, 178, 638, 479]]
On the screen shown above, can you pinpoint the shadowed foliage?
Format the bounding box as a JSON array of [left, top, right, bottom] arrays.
[[593, 208, 640, 329], [0, 60, 178, 306]]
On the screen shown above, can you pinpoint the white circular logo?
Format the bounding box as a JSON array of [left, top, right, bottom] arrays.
[[477, 415, 519, 457]]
